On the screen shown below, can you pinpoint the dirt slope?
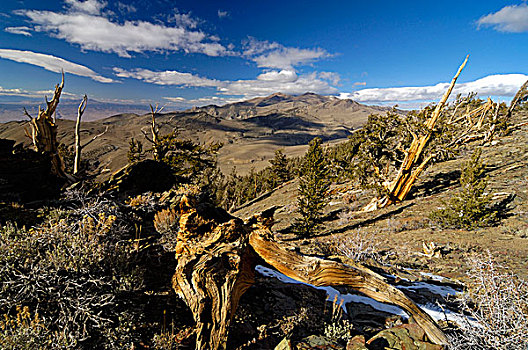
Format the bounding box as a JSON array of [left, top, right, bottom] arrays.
[[0, 93, 390, 177], [233, 109, 528, 281]]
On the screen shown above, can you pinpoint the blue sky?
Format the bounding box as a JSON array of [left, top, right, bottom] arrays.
[[0, 0, 527, 111]]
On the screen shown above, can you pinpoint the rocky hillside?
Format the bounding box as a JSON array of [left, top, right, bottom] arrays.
[[0, 93, 391, 176]]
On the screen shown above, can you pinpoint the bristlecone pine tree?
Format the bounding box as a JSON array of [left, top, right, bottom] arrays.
[[270, 149, 290, 187], [296, 137, 330, 236], [431, 148, 498, 229]]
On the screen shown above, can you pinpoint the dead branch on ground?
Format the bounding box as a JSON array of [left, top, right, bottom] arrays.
[[171, 191, 448, 349]]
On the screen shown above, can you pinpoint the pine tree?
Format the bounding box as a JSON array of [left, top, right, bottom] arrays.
[[295, 138, 330, 236], [127, 138, 144, 163], [431, 148, 498, 229], [270, 149, 290, 187]]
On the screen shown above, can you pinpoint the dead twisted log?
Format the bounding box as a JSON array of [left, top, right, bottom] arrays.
[[171, 190, 448, 349]]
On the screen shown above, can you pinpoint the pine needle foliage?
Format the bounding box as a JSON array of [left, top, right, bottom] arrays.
[[127, 138, 144, 163], [430, 148, 498, 229], [295, 137, 330, 237], [270, 149, 291, 187]]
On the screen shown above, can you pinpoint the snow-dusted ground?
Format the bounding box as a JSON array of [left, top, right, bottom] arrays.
[[397, 281, 459, 298], [255, 265, 479, 327]]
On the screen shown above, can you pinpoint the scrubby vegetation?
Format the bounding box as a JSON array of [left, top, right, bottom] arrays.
[[295, 137, 330, 236], [2, 71, 528, 349], [0, 191, 187, 349], [431, 149, 499, 229], [448, 254, 528, 349]]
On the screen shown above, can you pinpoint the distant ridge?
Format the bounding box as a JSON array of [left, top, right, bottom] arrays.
[[1, 92, 391, 176]]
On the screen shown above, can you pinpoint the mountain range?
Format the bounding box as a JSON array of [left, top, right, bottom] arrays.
[[0, 93, 391, 176]]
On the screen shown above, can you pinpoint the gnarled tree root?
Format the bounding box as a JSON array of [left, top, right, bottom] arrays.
[[171, 193, 448, 349]]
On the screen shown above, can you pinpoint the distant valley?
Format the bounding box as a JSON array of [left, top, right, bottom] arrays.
[[0, 93, 391, 176]]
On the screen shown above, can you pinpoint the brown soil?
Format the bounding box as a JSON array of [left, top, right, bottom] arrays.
[[234, 110, 528, 281]]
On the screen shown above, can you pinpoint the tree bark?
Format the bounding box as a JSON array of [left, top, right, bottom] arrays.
[[24, 72, 71, 180], [74, 95, 87, 175], [171, 192, 448, 349]]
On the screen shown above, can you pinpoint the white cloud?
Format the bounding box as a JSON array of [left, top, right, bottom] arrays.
[[114, 66, 337, 99], [477, 3, 528, 32], [16, 0, 229, 58], [217, 10, 229, 19], [164, 95, 242, 107], [164, 96, 186, 102], [113, 67, 219, 87], [0, 86, 25, 95], [256, 69, 298, 82], [220, 71, 338, 97], [0, 48, 115, 83], [116, 2, 136, 14], [4, 26, 33, 36], [243, 37, 330, 69], [0, 85, 76, 98], [319, 71, 341, 85], [169, 11, 199, 29], [340, 74, 528, 103], [64, 0, 106, 15]]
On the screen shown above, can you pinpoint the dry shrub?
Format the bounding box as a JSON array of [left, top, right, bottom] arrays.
[[152, 330, 179, 350], [154, 208, 179, 235], [448, 253, 528, 349], [0, 195, 139, 348], [126, 193, 155, 208], [154, 208, 180, 252], [335, 229, 380, 262]]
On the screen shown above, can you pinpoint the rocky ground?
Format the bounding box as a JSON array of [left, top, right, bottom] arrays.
[[1, 107, 527, 349], [225, 110, 528, 349]]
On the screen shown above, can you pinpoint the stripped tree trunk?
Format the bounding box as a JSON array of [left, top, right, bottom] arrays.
[[171, 191, 448, 349], [24, 72, 70, 180], [74, 95, 88, 175], [385, 55, 469, 205], [362, 55, 469, 211], [73, 95, 107, 175], [506, 79, 528, 120]]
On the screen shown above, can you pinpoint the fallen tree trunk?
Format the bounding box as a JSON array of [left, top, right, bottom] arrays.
[[249, 229, 448, 346], [171, 190, 448, 349]]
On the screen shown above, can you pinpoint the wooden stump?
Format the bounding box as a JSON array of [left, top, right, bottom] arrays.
[[172, 192, 258, 349], [171, 191, 448, 349]]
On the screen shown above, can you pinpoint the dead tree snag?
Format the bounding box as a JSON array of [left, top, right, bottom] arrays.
[[23, 72, 70, 180], [141, 104, 165, 161], [362, 66, 526, 211], [363, 56, 470, 211], [171, 190, 448, 349], [73, 95, 107, 174], [506, 79, 528, 120]]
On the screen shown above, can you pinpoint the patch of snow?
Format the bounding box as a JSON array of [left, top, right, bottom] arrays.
[[397, 282, 460, 298], [419, 303, 482, 329], [256, 265, 479, 328], [256, 265, 408, 316], [419, 272, 446, 281], [383, 273, 411, 282]]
